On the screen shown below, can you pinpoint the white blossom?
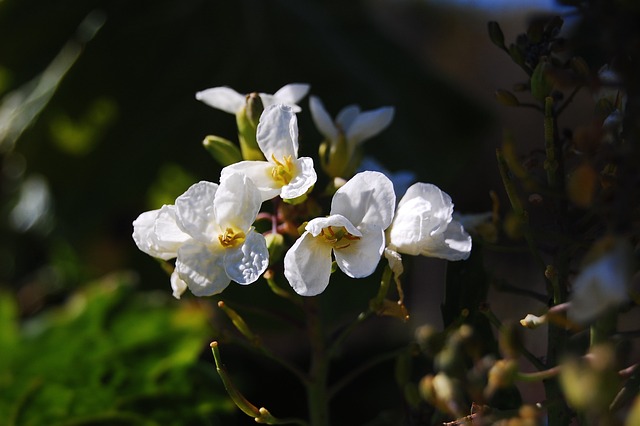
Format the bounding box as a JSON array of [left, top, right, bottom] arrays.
[[132, 174, 269, 297], [195, 83, 310, 114], [220, 104, 317, 201], [284, 171, 396, 296], [387, 183, 471, 260]]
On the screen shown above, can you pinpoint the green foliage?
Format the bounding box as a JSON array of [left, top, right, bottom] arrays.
[[0, 273, 235, 426]]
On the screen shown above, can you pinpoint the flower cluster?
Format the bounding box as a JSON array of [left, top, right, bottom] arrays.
[[133, 84, 472, 299]]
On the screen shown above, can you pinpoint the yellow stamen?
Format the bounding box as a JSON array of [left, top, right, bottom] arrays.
[[218, 227, 246, 248], [271, 154, 295, 185], [319, 226, 360, 250]]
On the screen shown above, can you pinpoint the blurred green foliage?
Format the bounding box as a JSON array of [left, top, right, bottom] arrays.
[[0, 272, 235, 425]]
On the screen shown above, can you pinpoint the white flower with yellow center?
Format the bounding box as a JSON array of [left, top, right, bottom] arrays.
[[387, 183, 471, 261], [132, 174, 269, 297], [220, 104, 317, 201], [284, 171, 396, 296], [196, 83, 310, 114]]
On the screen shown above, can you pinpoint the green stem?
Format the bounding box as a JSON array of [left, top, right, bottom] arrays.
[[304, 298, 330, 426]]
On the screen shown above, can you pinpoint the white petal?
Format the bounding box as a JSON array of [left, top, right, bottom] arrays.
[[305, 214, 362, 238], [195, 87, 245, 114], [419, 220, 472, 260], [223, 231, 269, 284], [270, 83, 310, 111], [214, 173, 262, 231], [331, 171, 396, 229], [176, 241, 230, 296], [221, 161, 281, 202], [389, 183, 455, 254], [175, 181, 219, 243], [346, 107, 394, 146], [309, 96, 339, 141], [336, 105, 360, 131], [284, 231, 333, 296], [256, 104, 299, 159], [170, 269, 188, 299], [280, 157, 317, 200], [133, 206, 190, 260], [397, 183, 454, 231], [334, 223, 385, 278]]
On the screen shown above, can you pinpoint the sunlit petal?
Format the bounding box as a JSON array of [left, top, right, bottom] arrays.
[[176, 241, 230, 296], [284, 231, 333, 296], [256, 104, 298, 158], [214, 173, 262, 230], [334, 223, 385, 278], [195, 86, 245, 114], [175, 181, 219, 243], [223, 230, 269, 285], [309, 96, 339, 141], [331, 171, 395, 228], [346, 106, 394, 146], [280, 157, 317, 200], [221, 161, 280, 202]]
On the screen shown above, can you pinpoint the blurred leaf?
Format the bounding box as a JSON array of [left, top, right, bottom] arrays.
[[0, 272, 235, 425]]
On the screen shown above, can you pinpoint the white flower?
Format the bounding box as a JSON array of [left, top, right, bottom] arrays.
[[195, 83, 310, 114], [387, 183, 471, 260], [284, 171, 396, 296], [309, 96, 394, 150], [220, 104, 317, 201], [568, 238, 631, 324], [132, 174, 269, 297], [309, 95, 394, 177]]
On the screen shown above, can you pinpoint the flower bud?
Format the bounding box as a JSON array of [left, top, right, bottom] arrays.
[[264, 232, 285, 264], [319, 135, 350, 178], [531, 58, 554, 101], [415, 324, 444, 357], [202, 135, 242, 167], [486, 359, 518, 395], [235, 95, 265, 161], [420, 373, 465, 418], [245, 92, 264, 128], [560, 345, 621, 412]]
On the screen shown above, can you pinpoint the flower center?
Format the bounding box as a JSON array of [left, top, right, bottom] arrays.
[[320, 226, 360, 249], [271, 154, 295, 185], [218, 227, 246, 249]]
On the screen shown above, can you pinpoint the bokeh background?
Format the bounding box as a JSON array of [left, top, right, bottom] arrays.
[[0, 0, 577, 424]]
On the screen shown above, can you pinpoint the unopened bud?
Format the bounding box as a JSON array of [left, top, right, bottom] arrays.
[[319, 135, 350, 178], [203, 135, 242, 166], [245, 93, 264, 128], [531, 58, 555, 101], [264, 233, 285, 264], [520, 313, 547, 329], [486, 359, 519, 396], [415, 325, 444, 357]]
